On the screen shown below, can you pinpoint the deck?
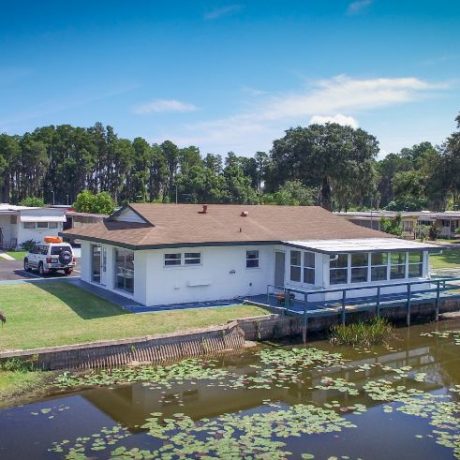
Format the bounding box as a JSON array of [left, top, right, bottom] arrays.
[[244, 277, 460, 340]]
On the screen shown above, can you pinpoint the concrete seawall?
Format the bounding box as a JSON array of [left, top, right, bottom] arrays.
[[0, 320, 246, 370], [2, 298, 459, 370]]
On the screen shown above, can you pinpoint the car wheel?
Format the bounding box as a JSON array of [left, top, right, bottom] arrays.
[[38, 263, 46, 277], [23, 258, 31, 272], [64, 268, 73, 276]]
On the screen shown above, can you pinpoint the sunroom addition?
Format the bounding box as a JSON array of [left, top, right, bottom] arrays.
[[284, 237, 437, 290]]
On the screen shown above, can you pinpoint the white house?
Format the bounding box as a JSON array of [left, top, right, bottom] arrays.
[[61, 203, 438, 307], [0, 204, 67, 249]]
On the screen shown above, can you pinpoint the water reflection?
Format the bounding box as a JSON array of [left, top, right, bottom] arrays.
[[83, 320, 460, 430], [1, 319, 460, 459]]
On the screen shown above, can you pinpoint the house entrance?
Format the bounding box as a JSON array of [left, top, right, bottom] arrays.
[[91, 244, 101, 283], [274, 251, 285, 287]]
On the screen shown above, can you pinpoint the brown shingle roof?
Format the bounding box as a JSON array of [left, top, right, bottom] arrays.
[[61, 203, 392, 249]]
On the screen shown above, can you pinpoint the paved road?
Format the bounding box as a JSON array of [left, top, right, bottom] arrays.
[[0, 258, 80, 281]]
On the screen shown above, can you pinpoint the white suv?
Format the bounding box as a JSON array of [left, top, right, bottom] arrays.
[[24, 242, 76, 276]]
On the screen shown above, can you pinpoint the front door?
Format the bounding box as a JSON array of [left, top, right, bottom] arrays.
[[274, 251, 285, 287], [91, 244, 101, 283]]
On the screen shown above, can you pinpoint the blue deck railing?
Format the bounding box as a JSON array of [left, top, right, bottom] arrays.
[[264, 277, 460, 327]]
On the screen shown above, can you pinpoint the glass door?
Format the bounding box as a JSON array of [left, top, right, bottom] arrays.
[[91, 244, 101, 283]]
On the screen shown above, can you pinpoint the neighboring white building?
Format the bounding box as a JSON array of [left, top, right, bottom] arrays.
[[336, 210, 460, 239], [0, 204, 67, 249], [61, 203, 438, 307]]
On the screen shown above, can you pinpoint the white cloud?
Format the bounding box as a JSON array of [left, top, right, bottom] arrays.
[[259, 75, 438, 121], [133, 99, 198, 115], [347, 0, 373, 14], [156, 75, 447, 155], [204, 4, 242, 20], [309, 114, 358, 128]]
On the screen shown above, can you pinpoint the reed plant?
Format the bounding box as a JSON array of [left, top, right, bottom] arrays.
[[330, 317, 392, 347]]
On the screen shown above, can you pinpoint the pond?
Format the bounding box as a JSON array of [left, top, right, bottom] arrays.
[[1, 319, 460, 459]]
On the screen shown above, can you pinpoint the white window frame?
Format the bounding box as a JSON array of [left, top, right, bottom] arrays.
[[329, 254, 349, 285], [164, 252, 202, 267], [408, 252, 423, 278], [289, 250, 316, 284], [290, 250, 302, 282], [246, 250, 260, 269], [23, 222, 35, 229], [350, 253, 369, 284], [303, 251, 315, 285], [370, 252, 389, 282], [184, 252, 201, 265], [164, 253, 182, 266], [390, 252, 407, 280]]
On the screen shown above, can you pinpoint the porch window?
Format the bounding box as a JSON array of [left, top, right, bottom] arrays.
[[290, 250, 301, 282], [23, 222, 35, 229], [164, 253, 181, 266], [371, 252, 388, 281], [351, 253, 369, 283], [330, 254, 348, 285], [408, 252, 423, 278], [303, 252, 315, 284], [115, 248, 134, 293], [390, 252, 406, 279], [37, 222, 48, 229], [49, 222, 58, 229], [185, 252, 201, 265], [246, 250, 259, 268]]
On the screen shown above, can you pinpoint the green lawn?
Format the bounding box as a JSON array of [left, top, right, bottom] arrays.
[[0, 369, 48, 403], [430, 249, 460, 269], [5, 251, 26, 261], [0, 282, 267, 351]]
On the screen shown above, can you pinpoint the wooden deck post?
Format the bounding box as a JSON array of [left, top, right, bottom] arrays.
[[341, 289, 346, 325], [376, 286, 381, 318], [435, 280, 440, 322], [406, 283, 412, 327], [302, 293, 309, 343]]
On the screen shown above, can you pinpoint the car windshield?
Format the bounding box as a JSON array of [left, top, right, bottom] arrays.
[[50, 246, 71, 255]]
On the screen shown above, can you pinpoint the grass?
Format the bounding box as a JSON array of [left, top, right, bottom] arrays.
[[4, 251, 26, 261], [0, 358, 50, 404], [0, 282, 268, 351], [429, 249, 460, 269], [330, 317, 393, 348], [0, 369, 47, 401]]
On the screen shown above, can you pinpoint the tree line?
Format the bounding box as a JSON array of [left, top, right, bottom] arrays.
[[0, 113, 459, 211]]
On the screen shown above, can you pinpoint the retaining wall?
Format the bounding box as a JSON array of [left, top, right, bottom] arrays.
[[0, 321, 245, 370], [2, 298, 460, 370]]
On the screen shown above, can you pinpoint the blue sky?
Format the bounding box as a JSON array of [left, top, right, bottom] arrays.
[[1, 0, 459, 157]]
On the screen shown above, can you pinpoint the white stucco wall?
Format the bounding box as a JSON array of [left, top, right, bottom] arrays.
[[0, 215, 15, 247], [81, 242, 275, 306], [142, 245, 275, 306], [17, 222, 63, 247]]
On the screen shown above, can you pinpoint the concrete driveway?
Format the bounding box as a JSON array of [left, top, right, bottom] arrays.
[[0, 258, 80, 281]]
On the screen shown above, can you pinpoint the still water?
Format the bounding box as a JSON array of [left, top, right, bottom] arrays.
[[1, 319, 460, 459]]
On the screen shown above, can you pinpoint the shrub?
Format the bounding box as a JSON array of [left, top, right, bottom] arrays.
[[19, 196, 45, 207], [330, 317, 393, 348], [73, 190, 115, 215], [0, 357, 36, 372], [429, 224, 438, 241], [21, 239, 38, 251]]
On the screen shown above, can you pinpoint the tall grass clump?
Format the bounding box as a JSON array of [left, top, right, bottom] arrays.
[[330, 317, 393, 348]]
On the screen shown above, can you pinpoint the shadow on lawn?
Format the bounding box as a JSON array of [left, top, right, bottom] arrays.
[[31, 280, 129, 320]]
